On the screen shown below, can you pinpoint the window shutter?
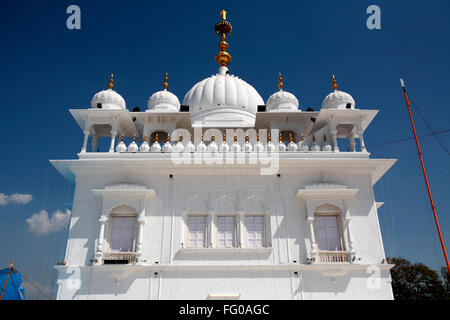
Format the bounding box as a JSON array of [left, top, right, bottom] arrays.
[[188, 216, 206, 247], [314, 216, 341, 251], [218, 216, 235, 248], [110, 216, 136, 252], [246, 216, 264, 247]]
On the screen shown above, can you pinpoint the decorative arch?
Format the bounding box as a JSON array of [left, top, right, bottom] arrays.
[[215, 194, 237, 213], [243, 195, 266, 213], [186, 195, 209, 213], [107, 204, 138, 217], [314, 202, 343, 215]]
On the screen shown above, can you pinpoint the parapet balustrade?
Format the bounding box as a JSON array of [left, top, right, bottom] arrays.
[[111, 133, 344, 153]]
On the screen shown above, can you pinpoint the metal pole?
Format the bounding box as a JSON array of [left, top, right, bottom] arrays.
[[400, 78, 450, 273], [0, 261, 13, 300]]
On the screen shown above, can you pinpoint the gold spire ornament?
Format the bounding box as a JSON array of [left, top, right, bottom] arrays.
[[289, 133, 293, 142], [300, 133, 304, 142], [268, 133, 272, 142], [278, 73, 284, 91], [214, 10, 232, 67], [108, 73, 114, 90], [223, 133, 226, 141], [120, 134, 124, 141], [323, 133, 327, 142], [132, 134, 136, 141], [166, 134, 170, 142], [178, 135, 182, 142], [144, 136, 147, 142], [211, 135, 215, 141], [163, 72, 168, 90], [155, 133, 159, 142], [332, 75, 338, 91]]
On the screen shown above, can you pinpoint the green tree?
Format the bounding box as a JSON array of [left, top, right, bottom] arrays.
[[387, 257, 447, 300], [441, 266, 449, 298]]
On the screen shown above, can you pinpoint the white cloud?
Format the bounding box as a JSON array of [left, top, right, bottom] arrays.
[[9, 193, 33, 205], [0, 193, 8, 206], [0, 193, 33, 206], [26, 209, 71, 236]]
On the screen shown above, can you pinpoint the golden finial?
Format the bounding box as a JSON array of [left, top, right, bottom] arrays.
[[278, 73, 284, 91], [245, 135, 249, 142], [211, 135, 215, 141], [300, 133, 304, 142], [144, 135, 147, 142], [178, 135, 182, 142], [289, 133, 293, 142], [120, 134, 124, 141], [312, 134, 316, 141], [234, 135, 237, 142], [223, 133, 226, 141], [214, 10, 232, 67], [155, 133, 159, 142], [166, 134, 170, 142], [268, 133, 272, 142], [201, 134, 204, 141], [331, 75, 338, 91], [257, 134, 260, 142], [279, 132, 283, 142], [163, 72, 168, 90], [220, 9, 227, 21], [132, 134, 136, 142], [323, 133, 327, 142], [108, 73, 114, 90]]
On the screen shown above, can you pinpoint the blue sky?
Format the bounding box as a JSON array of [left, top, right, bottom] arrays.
[[0, 0, 448, 298]]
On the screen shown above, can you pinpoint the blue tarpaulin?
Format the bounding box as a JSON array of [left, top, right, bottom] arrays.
[[0, 266, 25, 300]]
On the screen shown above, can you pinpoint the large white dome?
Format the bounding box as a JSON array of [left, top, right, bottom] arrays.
[[91, 89, 126, 110], [183, 66, 264, 127]]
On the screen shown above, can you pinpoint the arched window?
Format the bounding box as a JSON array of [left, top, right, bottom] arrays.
[[104, 205, 138, 264], [313, 203, 348, 263]]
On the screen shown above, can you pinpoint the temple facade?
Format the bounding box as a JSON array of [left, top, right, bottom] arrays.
[[52, 11, 396, 300]]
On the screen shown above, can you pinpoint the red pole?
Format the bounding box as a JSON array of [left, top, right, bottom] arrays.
[[0, 261, 13, 300], [400, 79, 450, 273]]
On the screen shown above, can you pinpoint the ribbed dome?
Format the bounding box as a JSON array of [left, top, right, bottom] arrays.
[[266, 90, 299, 111], [147, 89, 180, 112], [91, 89, 126, 110], [322, 90, 355, 110], [183, 66, 264, 127]]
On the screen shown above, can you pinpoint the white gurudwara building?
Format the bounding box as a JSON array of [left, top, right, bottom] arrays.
[[52, 11, 397, 300]]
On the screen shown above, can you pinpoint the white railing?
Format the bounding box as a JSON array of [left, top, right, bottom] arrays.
[[318, 251, 350, 263], [102, 252, 136, 264]]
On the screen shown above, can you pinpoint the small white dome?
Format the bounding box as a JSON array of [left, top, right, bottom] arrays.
[[266, 90, 299, 111], [183, 66, 264, 127], [321, 90, 355, 110], [91, 89, 126, 110], [148, 89, 180, 112]]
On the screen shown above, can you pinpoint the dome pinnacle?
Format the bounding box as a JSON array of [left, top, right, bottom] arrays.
[[108, 73, 114, 90], [214, 10, 232, 67], [332, 75, 338, 91], [278, 73, 284, 91], [163, 72, 168, 90]]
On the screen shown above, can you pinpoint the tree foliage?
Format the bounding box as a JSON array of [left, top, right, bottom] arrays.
[[387, 257, 448, 300]]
